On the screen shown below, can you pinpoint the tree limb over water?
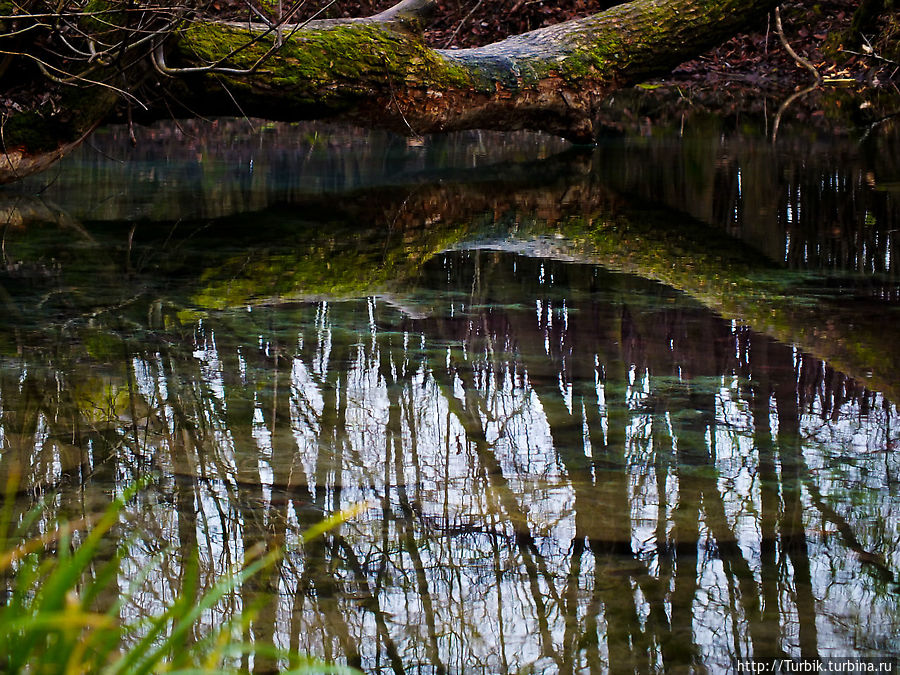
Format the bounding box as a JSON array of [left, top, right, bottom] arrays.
[[0, 0, 782, 183]]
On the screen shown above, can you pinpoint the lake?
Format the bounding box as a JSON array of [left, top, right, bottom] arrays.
[[1, 111, 898, 672]]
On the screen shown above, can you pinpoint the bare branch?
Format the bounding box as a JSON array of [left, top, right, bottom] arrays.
[[0, 7, 189, 20], [0, 48, 148, 106], [842, 34, 899, 65], [441, 0, 483, 48], [0, 21, 46, 39], [152, 0, 337, 76], [774, 5, 822, 83]]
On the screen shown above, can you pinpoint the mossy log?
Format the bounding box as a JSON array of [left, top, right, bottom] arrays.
[[171, 0, 780, 140], [1, 0, 780, 183]]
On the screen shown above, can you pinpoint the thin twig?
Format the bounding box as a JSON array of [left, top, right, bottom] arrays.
[[859, 110, 900, 143], [0, 7, 188, 20], [126, 101, 137, 146], [1, 48, 147, 106], [774, 5, 822, 83], [382, 53, 421, 139], [84, 139, 126, 163], [242, 0, 275, 28], [0, 21, 45, 39], [841, 47, 899, 66], [0, 115, 21, 182], [152, 0, 337, 76], [772, 82, 818, 143], [443, 0, 483, 49], [212, 74, 256, 131]]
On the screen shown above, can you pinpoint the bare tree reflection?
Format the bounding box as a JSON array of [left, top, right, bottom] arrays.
[[1, 250, 898, 672]]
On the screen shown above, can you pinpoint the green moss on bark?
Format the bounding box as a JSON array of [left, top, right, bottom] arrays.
[[182, 21, 474, 102]]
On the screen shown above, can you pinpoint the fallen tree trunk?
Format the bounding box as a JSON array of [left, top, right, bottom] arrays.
[[1, 0, 781, 183], [168, 0, 781, 139]]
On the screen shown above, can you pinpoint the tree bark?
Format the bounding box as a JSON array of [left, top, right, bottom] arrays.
[[169, 0, 780, 139], [1, 0, 780, 183]]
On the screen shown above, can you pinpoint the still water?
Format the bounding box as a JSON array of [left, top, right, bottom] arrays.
[[1, 115, 899, 672]]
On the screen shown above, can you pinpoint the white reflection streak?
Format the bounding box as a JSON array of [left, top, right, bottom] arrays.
[[344, 342, 389, 491], [191, 328, 240, 477], [290, 356, 323, 494], [368, 296, 377, 349], [132, 356, 156, 403], [559, 373, 572, 414], [252, 396, 274, 494], [315, 301, 331, 377]]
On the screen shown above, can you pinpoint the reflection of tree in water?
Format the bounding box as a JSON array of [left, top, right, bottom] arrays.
[[11, 118, 899, 284], [1, 251, 898, 672], [588, 120, 900, 285]]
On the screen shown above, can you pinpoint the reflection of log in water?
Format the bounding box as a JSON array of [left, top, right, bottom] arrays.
[[5, 139, 896, 401]]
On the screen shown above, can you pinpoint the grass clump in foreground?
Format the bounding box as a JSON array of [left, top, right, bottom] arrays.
[[0, 480, 360, 674]]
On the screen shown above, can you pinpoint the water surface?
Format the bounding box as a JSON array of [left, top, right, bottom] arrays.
[[1, 116, 899, 672]]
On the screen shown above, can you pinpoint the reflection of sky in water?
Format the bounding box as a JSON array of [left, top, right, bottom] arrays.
[[3, 117, 899, 670], [85, 252, 898, 671]]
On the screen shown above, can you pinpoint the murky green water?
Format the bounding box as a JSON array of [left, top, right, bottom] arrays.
[[1, 116, 899, 672]]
